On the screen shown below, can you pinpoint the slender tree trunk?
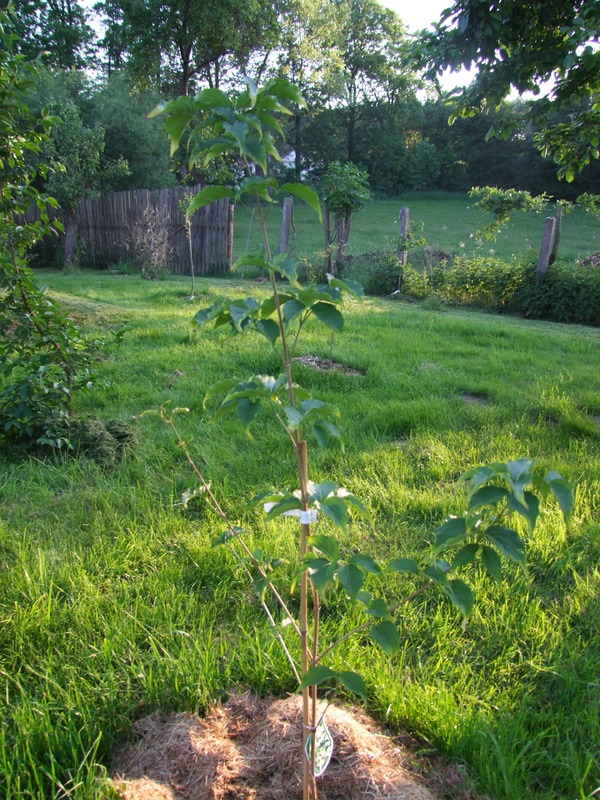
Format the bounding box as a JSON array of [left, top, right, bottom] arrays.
[[324, 206, 334, 275], [347, 105, 356, 163], [63, 209, 78, 267], [295, 112, 303, 181]]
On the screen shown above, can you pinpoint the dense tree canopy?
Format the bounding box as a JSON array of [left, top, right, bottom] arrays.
[[417, 0, 600, 180], [11, 0, 96, 68]]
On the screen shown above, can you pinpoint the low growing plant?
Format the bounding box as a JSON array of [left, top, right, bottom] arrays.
[[153, 79, 573, 800]]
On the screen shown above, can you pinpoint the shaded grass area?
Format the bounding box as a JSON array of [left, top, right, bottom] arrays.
[[233, 193, 600, 266], [1, 270, 600, 799]]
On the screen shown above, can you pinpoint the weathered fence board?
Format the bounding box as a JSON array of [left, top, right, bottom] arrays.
[[25, 185, 233, 275]]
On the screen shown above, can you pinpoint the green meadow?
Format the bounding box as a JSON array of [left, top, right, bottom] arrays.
[[1, 267, 599, 799], [233, 193, 600, 266]]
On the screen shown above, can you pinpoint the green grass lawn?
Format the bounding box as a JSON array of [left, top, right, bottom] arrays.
[[1, 269, 600, 799], [233, 193, 600, 267]]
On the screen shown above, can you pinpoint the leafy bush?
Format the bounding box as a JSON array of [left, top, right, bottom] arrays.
[[398, 254, 600, 327], [442, 256, 529, 308], [515, 262, 600, 325], [343, 251, 399, 295], [0, 9, 101, 449]]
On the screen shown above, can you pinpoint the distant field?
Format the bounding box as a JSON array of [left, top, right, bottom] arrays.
[[1, 270, 599, 799], [233, 192, 600, 266]]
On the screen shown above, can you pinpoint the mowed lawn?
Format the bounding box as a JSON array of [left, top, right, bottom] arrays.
[[233, 193, 600, 266], [1, 269, 599, 800]]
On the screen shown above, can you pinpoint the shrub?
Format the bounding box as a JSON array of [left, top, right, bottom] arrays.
[[442, 256, 529, 308], [343, 251, 400, 295], [515, 262, 600, 325]]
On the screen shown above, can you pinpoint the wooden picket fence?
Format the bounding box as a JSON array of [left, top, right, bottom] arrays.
[[29, 186, 234, 275]]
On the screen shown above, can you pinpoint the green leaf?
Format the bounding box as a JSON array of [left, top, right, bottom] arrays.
[[272, 253, 301, 286], [265, 78, 307, 109], [444, 578, 474, 620], [236, 176, 278, 202], [195, 87, 232, 109], [186, 186, 234, 216], [237, 397, 261, 426], [279, 182, 322, 221], [320, 496, 349, 530], [466, 464, 500, 490], [468, 485, 509, 512], [370, 620, 400, 654], [306, 557, 337, 592], [349, 554, 381, 574], [327, 277, 364, 300], [203, 378, 239, 408], [507, 491, 540, 534], [337, 563, 364, 598], [255, 319, 280, 347], [308, 481, 338, 502], [311, 302, 344, 333], [365, 598, 391, 620], [451, 543, 479, 571], [544, 470, 574, 523], [233, 248, 272, 271], [309, 534, 340, 562], [283, 405, 303, 431], [282, 299, 306, 326], [265, 496, 303, 521], [193, 302, 227, 328], [388, 557, 420, 574], [424, 564, 449, 586], [435, 517, 467, 551], [223, 119, 248, 150], [337, 670, 367, 702], [485, 525, 526, 569], [300, 665, 336, 689], [243, 137, 267, 174], [481, 545, 502, 583], [312, 419, 342, 450]]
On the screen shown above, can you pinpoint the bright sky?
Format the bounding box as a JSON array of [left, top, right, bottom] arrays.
[[378, 0, 452, 33], [379, 0, 475, 90]]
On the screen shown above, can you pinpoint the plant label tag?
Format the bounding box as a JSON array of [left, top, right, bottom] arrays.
[[305, 718, 333, 777]]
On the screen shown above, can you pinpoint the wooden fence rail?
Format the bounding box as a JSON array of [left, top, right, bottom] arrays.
[[27, 185, 234, 275]]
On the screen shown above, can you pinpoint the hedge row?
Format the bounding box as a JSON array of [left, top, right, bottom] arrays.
[[343, 252, 600, 327]]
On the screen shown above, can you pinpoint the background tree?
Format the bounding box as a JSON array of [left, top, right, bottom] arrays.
[[337, 0, 415, 163], [11, 0, 97, 68], [275, 0, 344, 180], [321, 161, 371, 272], [109, 0, 280, 95], [416, 0, 600, 180]]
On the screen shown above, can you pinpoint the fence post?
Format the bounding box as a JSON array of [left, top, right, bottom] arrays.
[[397, 206, 410, 266], [537, 216, 557, 280], [549, 207, 563, 266], [279, 196, 293, 254]]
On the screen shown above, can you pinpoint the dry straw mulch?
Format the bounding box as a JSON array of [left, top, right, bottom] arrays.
[[111, 693, 486, 800]]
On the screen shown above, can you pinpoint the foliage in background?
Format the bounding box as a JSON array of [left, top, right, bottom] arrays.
[[401, 256, 600, 327], [469, 186, 550, 241], [320, 161, 371, 273], [0, 5, 100, 448], [416, 0, 600, 181]]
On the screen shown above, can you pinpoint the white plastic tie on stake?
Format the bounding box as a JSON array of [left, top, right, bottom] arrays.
[[300, 509, 317, 525]]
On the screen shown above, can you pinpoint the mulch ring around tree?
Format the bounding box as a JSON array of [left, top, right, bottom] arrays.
[[293, 354, 364, 376], [110, 693, 488, 800]]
